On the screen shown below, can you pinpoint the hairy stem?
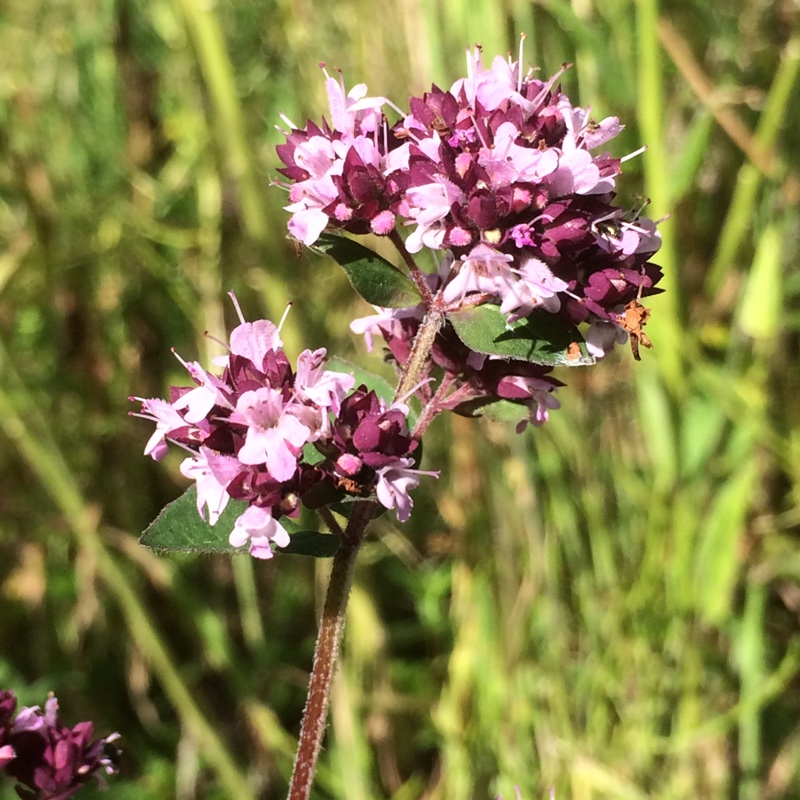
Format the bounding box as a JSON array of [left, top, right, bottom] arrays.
[[318, 505, 344, 537], [394, 308, 445, 401], [412, 372, 455, 438], [287, 500, 376, 800]]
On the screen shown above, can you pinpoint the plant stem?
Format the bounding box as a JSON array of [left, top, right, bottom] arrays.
[[412, 372, 455, 438], [318, 505, 344, 537], [287, 500, 376, 800], [288, 231, 444, 800], [394, 308, 445, 401]]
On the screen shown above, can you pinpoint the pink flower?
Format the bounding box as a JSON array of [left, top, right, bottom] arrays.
[[404, 178, 466, 253], [171, 359, 232, 423], [234, 388, 312, 480], [230, 505, 291, 559], [443, 244, 515, 306], [229, 318, 283, 365], [135, 398, 195, 461], [324, 69, 389, 139], [294, 348, 355, 415], [375, 457, 439, 522], [1, 690, 119, 798], [180, 448, 241, 524], [497, 256, 569, 320], [585, 319, 627, 358]]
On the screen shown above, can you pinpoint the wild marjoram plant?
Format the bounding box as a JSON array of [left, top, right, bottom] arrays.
[[132, 42, 663, 800]]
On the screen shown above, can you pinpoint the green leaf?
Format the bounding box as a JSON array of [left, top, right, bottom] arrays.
[[453, 397, 528, 422], [278, 530, 341, 557], [302, 441, 326, 466], [140, 487, 250, 553], [140, 486, 338, 557], [326, 356, 395, 406], [447, 305, 595, 366], [313, 233, 421, 308]]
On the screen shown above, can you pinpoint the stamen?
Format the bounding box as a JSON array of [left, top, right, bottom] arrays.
[[385, 98, 407, 118], [530, 63, 572, 113], [170, 438, 198, 455], [171, 347, 191, 370], [630, 196, 650, 217], [620, 145, 647, 163], [591, 210, 621, 227], [517, 33, 526, 93], [278, 112, 298, 131], [228, 291, 246, 324], [468, 111, 489, 149], [277, 301, 293, 333], [394, 377, 435, 407], [203, 331, 230, 351]]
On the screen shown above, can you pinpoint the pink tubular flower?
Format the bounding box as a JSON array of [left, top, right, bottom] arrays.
[[375, 458, 439, 522], [134, 397, 203, 461], [229, 504, 291, 560], [234, 387, 312, 479], [180, 448, 241, 524], [275, 66, 403, 246]]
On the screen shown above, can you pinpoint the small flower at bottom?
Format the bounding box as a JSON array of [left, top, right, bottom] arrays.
[[229, 505, 292, 560], [375, 457, 439, 522], [0, 690, 119, 800]]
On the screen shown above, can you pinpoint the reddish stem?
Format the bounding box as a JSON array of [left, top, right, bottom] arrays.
[[412, 373, 455, 439], [287, 501, 375, 800]]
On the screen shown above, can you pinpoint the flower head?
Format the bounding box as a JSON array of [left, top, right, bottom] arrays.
[[0, 691, 119, 800], [133, 295, 435, 555], [279, 44, 662, 367]]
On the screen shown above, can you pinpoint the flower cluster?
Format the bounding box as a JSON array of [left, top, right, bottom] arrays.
[[277, 45, 662, 365], [0, 690, 119, 800], [132, 295, 436, 558]]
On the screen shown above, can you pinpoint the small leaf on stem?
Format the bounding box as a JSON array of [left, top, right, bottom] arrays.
[[448, 305, 595, 366], [313, 233, 422, 308], [141, 487, 338, 557]]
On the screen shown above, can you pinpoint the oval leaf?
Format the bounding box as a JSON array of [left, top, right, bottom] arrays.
[[447, 305, 595, 366], [140, 486, 336, 557], [313, 233, 421, 308]]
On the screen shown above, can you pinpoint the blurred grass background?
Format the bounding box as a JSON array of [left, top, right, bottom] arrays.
[[1, 0, 799, 798]]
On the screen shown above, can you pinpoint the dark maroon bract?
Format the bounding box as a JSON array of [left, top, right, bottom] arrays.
[[0, 691, 119, 800]]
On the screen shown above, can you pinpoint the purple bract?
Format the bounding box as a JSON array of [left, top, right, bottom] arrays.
[[0, 691, 119, 800], [132, 295, 437, 557]]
